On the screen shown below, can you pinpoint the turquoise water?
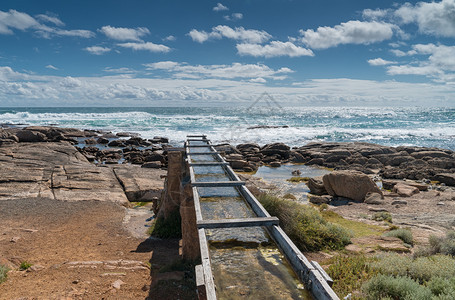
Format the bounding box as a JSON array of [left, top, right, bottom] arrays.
[[1, 106, 454, 149]]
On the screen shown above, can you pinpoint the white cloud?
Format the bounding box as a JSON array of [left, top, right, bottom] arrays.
[[224, 13, 243, 21], [362, 9, 390, 20], [103, 67, 135, 74], [1, 66, 454, 106], [45, 64, 58, 70], [300, 21, 396, 49], [395, 0, 455, 37], [386, 44, 455, 82], [188, 25, 271, 44], [144, 61, 293, 80], [0, 9, 40, 34], [163, 35, 176, 41], [236, 41, 314, 58], [368, 58, 397, 66], [0, 9, 94, 38], [117, 42, 170, 53], [250, 77, 266, 83], [84, 46, 111, 55], [36, 14, 64, 26], [50, 29, 94, 38], [147, 61, 180, 69], [99, 25, 150, 41], [60, 76, 82, 88], [213, 3, 229, 12], [188, 29, 210, 43]]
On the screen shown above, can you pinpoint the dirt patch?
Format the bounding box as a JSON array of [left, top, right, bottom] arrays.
[[0, 197, 184, 299]]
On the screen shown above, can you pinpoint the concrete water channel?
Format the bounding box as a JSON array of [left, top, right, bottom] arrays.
[[185, 135, 339, 300]]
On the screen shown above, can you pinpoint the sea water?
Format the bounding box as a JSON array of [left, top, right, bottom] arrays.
[[0, 106, 454, 149]]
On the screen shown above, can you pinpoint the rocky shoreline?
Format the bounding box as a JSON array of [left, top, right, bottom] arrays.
[[2, 125, 455, 188]]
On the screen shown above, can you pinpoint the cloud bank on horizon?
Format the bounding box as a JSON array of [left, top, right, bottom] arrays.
[[0, 0, 455, 106]]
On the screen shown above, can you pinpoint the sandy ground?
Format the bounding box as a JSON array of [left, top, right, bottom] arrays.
[[0, 197, 184, 300]]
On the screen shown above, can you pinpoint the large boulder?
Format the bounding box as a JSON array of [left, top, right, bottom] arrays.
[[16, 130, 47, 142], [433, 173, 455, 186], [393, 183, 420, 197], [307, 176, 327, 195], [322, 170, 383, 202]]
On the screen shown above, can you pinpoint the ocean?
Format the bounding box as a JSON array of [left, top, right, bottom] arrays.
[[0, 106, 454, 150]]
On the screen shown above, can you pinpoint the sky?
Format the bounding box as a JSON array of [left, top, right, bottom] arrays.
[[1, 0, 455, 107]]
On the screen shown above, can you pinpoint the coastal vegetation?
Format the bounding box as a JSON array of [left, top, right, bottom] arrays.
[[0, 264, 9, 283], [384, 228, 414, 246], [257, 193, 351, 251]]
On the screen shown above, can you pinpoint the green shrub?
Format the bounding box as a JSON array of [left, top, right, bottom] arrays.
[[0, 264, 9, 283], [384, 228, 414, 246], [372, 211, 392, 223], [362, 274, 432, 300], [427, 277, 455, 297], [371, 254, 455, 284], [19, 261, 32, 271], [258, 193, 351, 251], [428, 231, 455, 256], [148, 209, 181, 238], [326, 255, 377, 298]]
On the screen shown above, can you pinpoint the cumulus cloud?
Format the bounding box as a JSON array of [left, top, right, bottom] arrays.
[[367, 58, 397, 66], [117, 42, 170, 53], [144, 61, 293, 80], [0, 9, 94, 38], [236, 41, 314, 58], [300, 21, 396, 49], [213, 3, 228, 12], [395, 0, 455, 37], [84, 46, 111, 55], [386, 43, 455, 82], [362, 9, 390, 20], [188, 25, 271, 44], [99, 25, 150, 41]]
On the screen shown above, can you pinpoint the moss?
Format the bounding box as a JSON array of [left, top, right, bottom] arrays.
[[0, 264, 9, 283], [286, 177, 310, 183], [148, 209, 181, 238], [258, 193, 351, 251], [321, 210, 385, 238]]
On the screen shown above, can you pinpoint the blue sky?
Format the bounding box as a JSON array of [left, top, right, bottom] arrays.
[[1, 0, 455, 106]]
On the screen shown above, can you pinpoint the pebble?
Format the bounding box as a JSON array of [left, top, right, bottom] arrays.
[[112, 279, 125, 289], [391, 200, 408, 205]]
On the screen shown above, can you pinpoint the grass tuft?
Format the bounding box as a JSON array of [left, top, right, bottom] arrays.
[[0, 264, 9, 283], [372, 211, 393, 223], [19, 261, 32, 271], [148, 209, 181, 238], [258, 193, 351, 251], [384, 228, 414, 246]]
